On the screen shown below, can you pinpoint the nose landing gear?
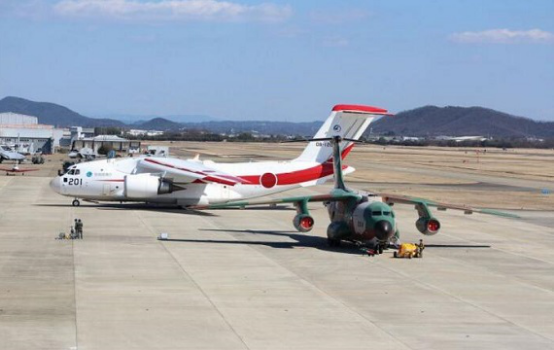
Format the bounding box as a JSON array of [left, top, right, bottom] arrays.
[[72, 199, 80, 207]]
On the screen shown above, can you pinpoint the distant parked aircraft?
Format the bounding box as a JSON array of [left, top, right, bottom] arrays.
[[0, 145, 25, 163], [0, 164, 39, 175]]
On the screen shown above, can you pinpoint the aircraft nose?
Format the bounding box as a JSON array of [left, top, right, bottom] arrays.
[[374, 220, 395, 241], [49, 177, 61, 193]]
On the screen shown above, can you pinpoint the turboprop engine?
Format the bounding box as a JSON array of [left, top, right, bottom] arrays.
[[293, 214, 315, 232], [124, 174, 175, 199]]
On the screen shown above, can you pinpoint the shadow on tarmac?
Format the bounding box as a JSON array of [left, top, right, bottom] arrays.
[[425, 244, 491, 248], [163, 228, 367, 255], [34, 203, 218, 216], [164, 229, 492, 254]]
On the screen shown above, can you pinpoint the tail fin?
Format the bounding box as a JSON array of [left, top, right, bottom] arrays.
[[295, 104, 390, 163]]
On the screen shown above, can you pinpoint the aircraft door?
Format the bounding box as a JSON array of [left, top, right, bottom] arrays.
[[102, 183, 111, 196], [61, 176, 69, 195]]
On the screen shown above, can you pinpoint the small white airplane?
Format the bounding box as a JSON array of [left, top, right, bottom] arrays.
[[50, 104, 390, 207]]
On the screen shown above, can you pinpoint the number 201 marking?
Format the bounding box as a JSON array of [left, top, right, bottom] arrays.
[[68, 178, 82, 186]]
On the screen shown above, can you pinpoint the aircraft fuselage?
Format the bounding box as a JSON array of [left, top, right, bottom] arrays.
[[50, 157, 342, 206]]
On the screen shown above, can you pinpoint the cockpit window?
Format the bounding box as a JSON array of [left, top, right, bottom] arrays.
[[75, 169, 80, 175], [68, 169, 75, 175], [383, 211, 391, 216], [372, 211, 382, 216]]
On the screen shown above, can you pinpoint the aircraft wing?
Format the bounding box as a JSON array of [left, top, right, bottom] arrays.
[[136, 157, 250, 186], [0, 150, 25, 160], [194, 189, 361, 209], [379, 193, 519, 218]]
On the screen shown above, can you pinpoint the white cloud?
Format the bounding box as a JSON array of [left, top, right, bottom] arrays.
[[53, 0, 292, 22], [450, 29, 554, 44]]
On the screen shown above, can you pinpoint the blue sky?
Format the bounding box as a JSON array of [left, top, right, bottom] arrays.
[[1, 0, 553, 121]]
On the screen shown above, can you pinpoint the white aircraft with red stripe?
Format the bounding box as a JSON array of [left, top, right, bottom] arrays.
[[49, 104, 390, 207]]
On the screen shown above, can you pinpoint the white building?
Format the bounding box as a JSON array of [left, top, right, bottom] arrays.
[[0, 112, 38, 125], [0, 112, 65, 153], [72, 135, 141, 153], [70, 126, 95, 140], [128, 129, 164, 137]]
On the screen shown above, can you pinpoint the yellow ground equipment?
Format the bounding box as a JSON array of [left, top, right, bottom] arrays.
[[394, 242, 423, 259]]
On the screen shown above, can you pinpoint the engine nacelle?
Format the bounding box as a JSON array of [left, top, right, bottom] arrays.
[[124, 174, 174, 199], [293, 214, 315, 232], [416, 217, 441, 236]]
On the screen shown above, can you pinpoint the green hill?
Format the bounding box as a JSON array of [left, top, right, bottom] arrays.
[[369, 106, 554, 137]]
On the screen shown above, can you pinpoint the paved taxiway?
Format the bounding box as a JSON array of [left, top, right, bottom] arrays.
[[1, 171, 554, 350]]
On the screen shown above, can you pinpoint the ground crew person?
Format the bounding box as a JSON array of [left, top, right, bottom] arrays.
[[76, 219, 83, 239], [72, 219, 79, 239], [416, 239, 425, 257]]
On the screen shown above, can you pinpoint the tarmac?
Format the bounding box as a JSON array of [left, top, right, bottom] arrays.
[[1, 158, 554, 349]]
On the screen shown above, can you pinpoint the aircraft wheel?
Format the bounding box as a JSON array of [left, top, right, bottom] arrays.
[[393, 251, 398, 258], [72, 199, 80, 207], [378, 245, 384, 255]]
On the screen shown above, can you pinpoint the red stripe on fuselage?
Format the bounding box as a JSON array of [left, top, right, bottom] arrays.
[[238, 163, 349, 186], [238, 144, 354, 186], [142, 143, 355, 187]]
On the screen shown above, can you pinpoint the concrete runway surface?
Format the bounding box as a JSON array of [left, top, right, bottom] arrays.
[[1, 164, 554, 349]]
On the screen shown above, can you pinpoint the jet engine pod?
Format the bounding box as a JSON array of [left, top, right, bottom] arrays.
[[157, 178, 174, 195], [293, 214, 315, 232], [416, 217, 441, 235], [124, 174, 174, 199]]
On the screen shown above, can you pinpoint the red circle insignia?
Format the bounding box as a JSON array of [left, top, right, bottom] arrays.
[[260, 172, 278, 188]]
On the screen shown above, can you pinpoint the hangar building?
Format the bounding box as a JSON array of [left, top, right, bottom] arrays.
[[0, 112, 66, 154], [72, 135, 141, 153]]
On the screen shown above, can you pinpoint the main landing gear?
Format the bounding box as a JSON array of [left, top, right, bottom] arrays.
[[72, 199, 81, 207]]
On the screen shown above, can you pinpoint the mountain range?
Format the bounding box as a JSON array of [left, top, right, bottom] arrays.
[[95, 113, 215, 124], [0, 96, 125, 128], [370, 106, 554, 138], [1, 96, 553, 138]]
